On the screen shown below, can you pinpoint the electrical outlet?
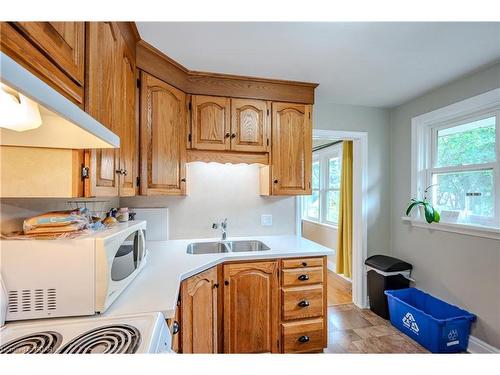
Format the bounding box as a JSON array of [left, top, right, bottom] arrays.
[[261, 214, 272, 226]]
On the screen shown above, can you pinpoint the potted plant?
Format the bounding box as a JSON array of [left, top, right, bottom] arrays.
[[406, 184, 441, 224]]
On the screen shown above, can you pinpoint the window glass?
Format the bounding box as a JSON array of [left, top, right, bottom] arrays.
[[304, 191, 320, 220], [312, 161, 320, 189], [432, 170, 494, 219], [328, 157, 341, 189], [326, 190, 340, 224], [436, 116, 496, 168]]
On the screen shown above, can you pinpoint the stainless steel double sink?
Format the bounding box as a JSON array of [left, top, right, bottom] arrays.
[[186, 240, 270, 254]]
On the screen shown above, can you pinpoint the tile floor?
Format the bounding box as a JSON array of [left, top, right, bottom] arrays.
[[325, 271, 428, 353]]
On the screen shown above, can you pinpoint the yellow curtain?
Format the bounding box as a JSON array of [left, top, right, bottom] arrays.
[[336, 140, 353, 278]]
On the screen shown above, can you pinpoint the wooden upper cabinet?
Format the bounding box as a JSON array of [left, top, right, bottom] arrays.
[[85, 22, 120, 197], [180, 267, 218, 353], [223, 261, 279, 354], [140, 72, 187, 195], [271, 102, 312, 195], [15, 22, 85, 86], [0, 22, 85, 105], [116, 37, 137, 197], [230, 99, 270, 153], [191, 95, 231, 151]]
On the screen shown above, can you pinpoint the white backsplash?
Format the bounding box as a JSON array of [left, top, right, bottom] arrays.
[[121, 162, 296, 240]]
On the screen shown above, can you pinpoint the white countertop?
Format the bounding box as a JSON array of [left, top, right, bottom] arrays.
[[104, 235, 334, 319]]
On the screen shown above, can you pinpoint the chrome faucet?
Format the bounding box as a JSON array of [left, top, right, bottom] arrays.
[[212, 218, 228, 241]]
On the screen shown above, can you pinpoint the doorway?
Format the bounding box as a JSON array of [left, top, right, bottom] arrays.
[[297, 129, 368, 309]]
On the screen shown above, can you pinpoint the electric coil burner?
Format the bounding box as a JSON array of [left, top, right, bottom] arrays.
[[0, 313, 171, 354], [0, 331, 62, 354], [59, 324, 141, 354]]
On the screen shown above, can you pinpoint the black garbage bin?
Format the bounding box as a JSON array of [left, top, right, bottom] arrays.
[[365, 255, 412, 319]]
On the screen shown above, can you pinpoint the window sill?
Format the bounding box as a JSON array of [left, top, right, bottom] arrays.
[[301, 218, 339, 230], [401, 216, 500, 241]]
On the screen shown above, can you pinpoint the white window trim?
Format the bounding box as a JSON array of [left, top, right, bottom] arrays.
[[302, 142, 342, 227], [408, 87, 500, 239]]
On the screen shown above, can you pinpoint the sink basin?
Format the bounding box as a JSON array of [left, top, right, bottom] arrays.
[[186, 242, 229, 254], [186, 240, 270, 254], [226, 240, 270, 252]]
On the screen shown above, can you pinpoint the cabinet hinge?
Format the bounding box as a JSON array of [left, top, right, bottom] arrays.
[[309, 112, 311, 119], [81, 165, 89, 180], [188, 102, 192, 111], [136, 176, 140, 187], [267, 109, 270, 116], [266, 138, 269, 147], [136, 78, 141, 88], [188, 133, 192, 142]]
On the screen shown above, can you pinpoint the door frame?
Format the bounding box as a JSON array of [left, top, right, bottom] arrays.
[[296, 129, 368, 309]]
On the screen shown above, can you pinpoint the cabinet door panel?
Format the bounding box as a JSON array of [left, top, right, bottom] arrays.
[[271, 103, 312, 195], [117, 38, 137, 196], [15, 22, 85, 85], [140, 72, 186, 195], [181, 267, 218, 353], [192, 95, 230, 151], [223, 261, 279, 353], [86, 22, 120, 197], [230, 99, 269, 152]]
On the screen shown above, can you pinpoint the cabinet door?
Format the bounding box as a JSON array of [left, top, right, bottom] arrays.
[[230, 99, 269, 153], [14, 22, 85, 86], [140, 72, 187, 195], [181, 267, 218, 353], [271, 102, 312, 195], [223, 261, 279, 353], [192, 95, 230, 151], [117, 37, 137, 197], [85, 22, 120, 197], [0, 22, 84, 105]]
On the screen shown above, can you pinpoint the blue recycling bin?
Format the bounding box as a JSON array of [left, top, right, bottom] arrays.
[[385, 288, 476, 353]]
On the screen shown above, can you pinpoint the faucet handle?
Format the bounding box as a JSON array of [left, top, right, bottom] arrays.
[[221, 218, 227, 228], [212, 223, 218, 229]]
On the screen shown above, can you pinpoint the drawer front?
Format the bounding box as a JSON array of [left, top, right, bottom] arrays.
[[281, 318, 324, 353], [282, 285, 323, 321], [282, 257, 323, 269], [282, 267, 323, 287]]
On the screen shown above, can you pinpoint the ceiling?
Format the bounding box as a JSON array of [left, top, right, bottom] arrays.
[[137, 22, 500, 108]]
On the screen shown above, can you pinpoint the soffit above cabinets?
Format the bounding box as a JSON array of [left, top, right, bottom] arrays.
[[0, 52, 120, 149]]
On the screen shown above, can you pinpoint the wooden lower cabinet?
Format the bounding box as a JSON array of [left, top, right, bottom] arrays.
[[180, 266, 218, 353], [223, 260, 279, 353], [174, 256, 326, 354]]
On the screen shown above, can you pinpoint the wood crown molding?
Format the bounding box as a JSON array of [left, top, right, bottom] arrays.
[[136, 39, 318, 104]]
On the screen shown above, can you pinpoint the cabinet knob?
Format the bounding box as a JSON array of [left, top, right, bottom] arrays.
[[225, 133, 230, 138], [224, 280, 229, 286], [298, 300, 310, 308], [274, 179, 278, 184], [302, 262, 307, 267], [181, 178, 186, 182], [231, 133, 236, 138], [298, 335, 310, 343], [172, 321, 180, 335], [298, 274, 309, 281]]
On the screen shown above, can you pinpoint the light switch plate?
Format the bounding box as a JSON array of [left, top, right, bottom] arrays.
[[261, 214, 273, 226]]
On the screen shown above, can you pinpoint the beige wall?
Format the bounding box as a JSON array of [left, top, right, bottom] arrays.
[[389, 61, 500, 348], [121, 162, 296, 239], [301, 219, 337, 268]]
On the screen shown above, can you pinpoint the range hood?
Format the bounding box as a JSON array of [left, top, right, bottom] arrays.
[[0, 52, 119, 149]]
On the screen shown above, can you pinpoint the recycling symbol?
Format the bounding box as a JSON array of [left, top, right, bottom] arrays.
[[402, 312, 420, 334], [448, 329, 459, 341]]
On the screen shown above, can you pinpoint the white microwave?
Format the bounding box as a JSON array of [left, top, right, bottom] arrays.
[[0, 221, 147, 321]]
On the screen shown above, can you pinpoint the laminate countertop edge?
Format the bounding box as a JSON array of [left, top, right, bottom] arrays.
[[104, 235, 334, 319]]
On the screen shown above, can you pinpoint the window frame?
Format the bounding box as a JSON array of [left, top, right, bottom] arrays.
[[411, 89, 500, 229], [302, 142, 343, 227]]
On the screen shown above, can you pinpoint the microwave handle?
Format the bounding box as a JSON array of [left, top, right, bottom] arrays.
[[139, 229, 146, 263]]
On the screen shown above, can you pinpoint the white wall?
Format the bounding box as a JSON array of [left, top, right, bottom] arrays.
[[121, 162, 296, 239], [313, 103, 391, 256], [389, 61, 500, 348]]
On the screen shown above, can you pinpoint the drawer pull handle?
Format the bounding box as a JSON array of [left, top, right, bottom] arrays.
[[298, 274, 309, 281], [298, 335, 310, 343], [302, 262, 307, 267], [298, 300, 310, 308], [172, 321, 180, 335]]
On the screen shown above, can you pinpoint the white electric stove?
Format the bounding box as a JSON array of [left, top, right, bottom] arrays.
[[0, 312, 172, 354]]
